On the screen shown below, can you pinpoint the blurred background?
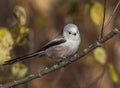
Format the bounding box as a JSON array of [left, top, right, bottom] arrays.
[[0, 0, 120, 88]]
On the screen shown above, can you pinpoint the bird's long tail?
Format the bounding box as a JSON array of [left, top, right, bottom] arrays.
[[3, 51, 45, 65]]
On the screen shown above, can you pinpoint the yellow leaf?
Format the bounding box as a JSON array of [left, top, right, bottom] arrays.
[[16, 26, 29, 44], [90, 2, 104, 25], [93, 47, 107, 64], [0, 28, 7, 41], [13, 5, 27, 26], [108, 63, 119, 82], [20, 26, 29, 35], [0, 27, 14, 64], [11, 63, 28, 78]]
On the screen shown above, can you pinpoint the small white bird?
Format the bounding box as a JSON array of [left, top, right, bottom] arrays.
[[4, 24, 81, 65]]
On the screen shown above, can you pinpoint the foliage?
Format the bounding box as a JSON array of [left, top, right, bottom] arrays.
[[0, 27, 13, 64]]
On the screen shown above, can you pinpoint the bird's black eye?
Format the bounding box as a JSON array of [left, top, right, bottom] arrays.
[[68, 31, 71, 34]]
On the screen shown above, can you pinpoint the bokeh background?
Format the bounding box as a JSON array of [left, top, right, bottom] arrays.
[[0, 0, 120, 88]]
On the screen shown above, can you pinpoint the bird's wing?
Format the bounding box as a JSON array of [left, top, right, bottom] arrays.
[[40, 37, 66, 51]]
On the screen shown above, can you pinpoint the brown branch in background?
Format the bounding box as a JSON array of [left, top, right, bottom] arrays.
[[104, 0, 120, 28], [0, 28, 119, 88], [99, 0, 106, 40], [99, 0, 120, 40]]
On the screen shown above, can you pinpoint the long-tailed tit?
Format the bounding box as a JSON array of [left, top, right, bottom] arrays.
[[4, 24, 81, 65]]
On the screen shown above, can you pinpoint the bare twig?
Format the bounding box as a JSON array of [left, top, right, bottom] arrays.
[[104, 0, 120, 28], [0, 28, 120, 88], [99, 0, 120, 40], [99, 0, 106, 40]]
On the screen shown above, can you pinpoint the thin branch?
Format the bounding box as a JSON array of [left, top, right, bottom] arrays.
[[0, 28, 120, 88], [104, 0, 120, 28], [99, 0, 120, 40], [99, 0, 106, 40]]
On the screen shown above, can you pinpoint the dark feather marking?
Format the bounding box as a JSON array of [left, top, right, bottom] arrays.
[[40, 38, 66, 51]]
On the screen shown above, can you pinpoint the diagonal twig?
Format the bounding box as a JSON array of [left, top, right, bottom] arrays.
[[99, 0, 120, 40], [99, 0, 106, 40], [104, 0, 120, 28]]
